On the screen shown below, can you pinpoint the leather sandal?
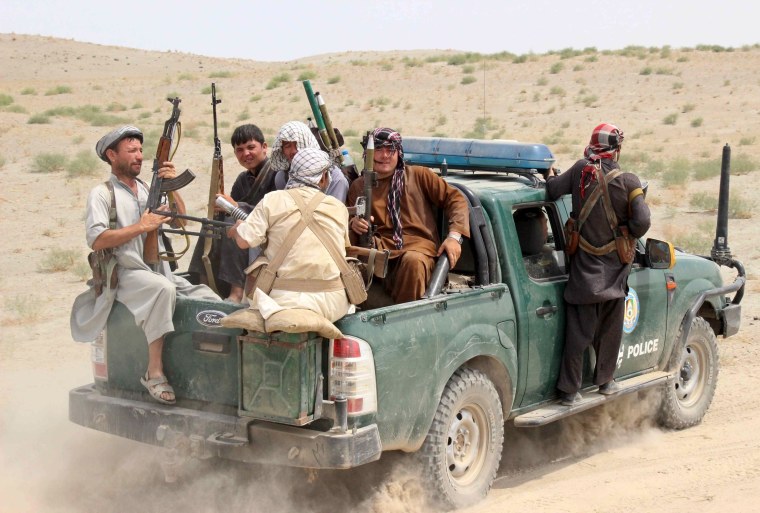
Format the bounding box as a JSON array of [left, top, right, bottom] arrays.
[[140, 373, 176, 405]]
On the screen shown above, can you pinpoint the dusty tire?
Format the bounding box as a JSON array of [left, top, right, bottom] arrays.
[[658, 317, 719, 429], [419, 367, 504, 510]]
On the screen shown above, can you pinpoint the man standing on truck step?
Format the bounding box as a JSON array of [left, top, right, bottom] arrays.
[[70, 126, 219, 405], [189, 124, 277, 303], [348, 127, 470, 303], [546, 123, 651, 406], [229, 147, 354, 322]]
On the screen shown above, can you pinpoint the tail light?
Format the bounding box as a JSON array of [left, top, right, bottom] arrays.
[[91, 329, 108, 381], [329, 336, 377, 416]]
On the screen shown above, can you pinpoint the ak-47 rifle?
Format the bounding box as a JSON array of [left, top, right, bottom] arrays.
[[144, 97, 196, 270], [201, 83, 225, 293], [359, 133, 376, 248], [302, 80, 343, 166]]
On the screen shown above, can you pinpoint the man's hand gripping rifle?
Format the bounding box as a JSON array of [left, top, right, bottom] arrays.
[[143, 97, 196, 269]]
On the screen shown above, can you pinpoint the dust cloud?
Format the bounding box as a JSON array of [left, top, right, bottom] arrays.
[[0, 363, 434, 513], [494, 390, 664, 488]]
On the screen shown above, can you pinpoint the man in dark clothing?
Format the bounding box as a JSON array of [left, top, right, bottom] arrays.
[[546, 123, 651, 406], [188, 124, 276, 302]]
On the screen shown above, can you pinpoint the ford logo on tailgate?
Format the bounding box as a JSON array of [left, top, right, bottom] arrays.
[[196, 310, 226, 328]]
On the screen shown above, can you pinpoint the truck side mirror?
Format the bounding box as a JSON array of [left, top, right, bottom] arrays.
[[645, 238, 675, 269]]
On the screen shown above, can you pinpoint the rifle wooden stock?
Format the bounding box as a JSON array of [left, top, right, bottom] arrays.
[[203, 83, 224, 292]]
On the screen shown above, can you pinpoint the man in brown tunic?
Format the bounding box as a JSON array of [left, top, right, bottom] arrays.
[[546, 123, 651, 405], [348, 128, 470, 303]]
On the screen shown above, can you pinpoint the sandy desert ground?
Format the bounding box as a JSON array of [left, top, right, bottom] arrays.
[[0, 34, 758, 512]]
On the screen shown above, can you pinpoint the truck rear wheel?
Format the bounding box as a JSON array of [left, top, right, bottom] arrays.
[[658, 317, 719, 430], [420, 367, 504, 510]]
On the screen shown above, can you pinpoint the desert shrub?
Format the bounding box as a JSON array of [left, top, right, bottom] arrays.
[[661, 164, 689, 187], [28, 114, 50, 124], [236, 109, 249, 122], [297, 70, 317, 81], [3, 295, 42, 324], [513, 54, 529, 64], [578, 94, 598, 107], [461, 76, 477, 85], [38, 247, 80, 272], [739, 136, 755, 146], [200, 85, 212, 94], [729, 195, 753, 218], [209, 71, 234, 78], [380, 62, 394, 71], [349, 60, 367, 66], [32, 153, 68, 173], [677, 56, 689, 62], [250, 94, 262, 103], [732, 154, 758, 174], [639, 67, 653, 75], [67, 150, 100, 177], [71, 260, 92, 282], [688, 117, 702, 129], [106, 102, 127, 112], [403, 57, 424, 68], [20, 87, 36, 95], [462, 65, 475, 74], [682, 103, 696, 113], [656, 67, 675, 75], [342, 129, 359, 137], [131, 102, 143, 109], [368, 97, 390, 108], [692, 159, 720, 180], [673, 229, 712, 255], [266, 73, 291, 89], [138, 111, 151, 119], [663, 113, 678, 125], [178, 73, 195, 81], [549, 86, 566, 97], [585, 55, 598, 62], [536, 77, 548, 86], [549, 62, 564, 74], [689, 192, 717, 211], [44, 85, 72, 95], [672, 82, 684, 90], [0, 154, 5, 168], [572, 64, 584, 71], [5, 104, 27, 113], [0, 93, 13, 106], [327, 76, 341, 84]]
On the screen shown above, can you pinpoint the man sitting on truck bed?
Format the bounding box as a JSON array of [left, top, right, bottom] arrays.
[[229, 147, 355, 322], [347, 127, 470, 303], [70, 125, 219, 405]]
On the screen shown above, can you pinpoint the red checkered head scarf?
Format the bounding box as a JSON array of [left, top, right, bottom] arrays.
[[580, 123, 624, 198], [365, 128, 406, 249]]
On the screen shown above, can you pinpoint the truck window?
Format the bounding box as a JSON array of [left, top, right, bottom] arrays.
[[513, 206, 566, 280]]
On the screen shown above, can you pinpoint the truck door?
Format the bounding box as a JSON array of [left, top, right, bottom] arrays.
[[512, 204, 568, 407], [614, 251, 669, 376]]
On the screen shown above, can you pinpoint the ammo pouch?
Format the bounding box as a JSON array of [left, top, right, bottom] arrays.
[[614, 226, 636, 265], [564, 217, 580, 256], [88, 250, 118, 297], [342, 257, 368, 305]]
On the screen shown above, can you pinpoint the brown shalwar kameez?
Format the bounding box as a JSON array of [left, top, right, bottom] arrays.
[[547, 157, 651, 393], [347, 165, 470, 303]]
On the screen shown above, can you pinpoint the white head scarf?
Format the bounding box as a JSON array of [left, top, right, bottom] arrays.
[[270, 121, 321, 172], [286, 147, 332, 190]]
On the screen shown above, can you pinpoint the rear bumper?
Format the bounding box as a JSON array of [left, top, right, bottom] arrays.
[[69, 384, 382, 469]]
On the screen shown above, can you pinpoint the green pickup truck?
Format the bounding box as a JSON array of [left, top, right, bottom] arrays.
[[69, 138, 745, 509]]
